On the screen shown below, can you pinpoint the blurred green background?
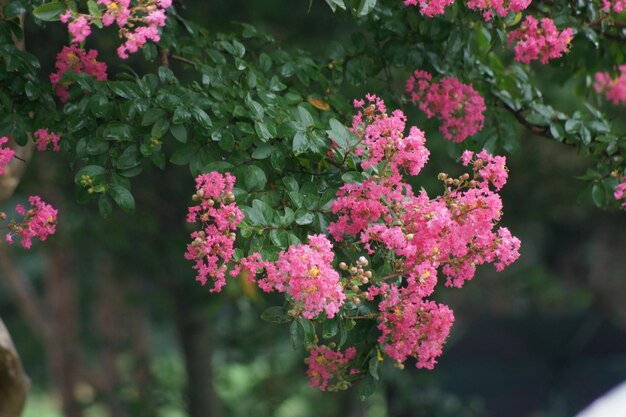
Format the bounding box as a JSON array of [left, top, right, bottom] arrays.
[[2, 1, 626, 417]]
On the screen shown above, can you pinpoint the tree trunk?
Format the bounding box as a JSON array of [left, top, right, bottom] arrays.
[[175, 297, 224, 417], [0, 318, 29, 417]]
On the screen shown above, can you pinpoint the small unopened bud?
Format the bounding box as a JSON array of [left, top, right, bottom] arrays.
[[0, 212, 5, 221], [350, 267, 357, 274], [353, 297, 360, 304], [364, 271, 372, 278], [437, 172, 447, 181], [395, 361, 404, 370], [358, 256, 367, 265], [469, 180, 477, 188], [196, 189, 205, 198], [227, 192, 235, 201], [361, 277, 369, 284], [357, 268, 364, 275], [339, 262, 348, 270], [461, 173, 470, 181], [207, 199, 215, 207], [406, 233, 414, 241], [352, 285, 360, 292]]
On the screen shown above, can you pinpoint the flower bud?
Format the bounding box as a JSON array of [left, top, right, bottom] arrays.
[[364, 271, 372, 278], [406, 233, 414, 241], [350, 266, 357, 274], [339, 262, 348, 270]]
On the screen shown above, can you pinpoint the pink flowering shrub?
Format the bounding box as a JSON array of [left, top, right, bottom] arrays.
[[50, 45, 107, 102], [2, 196, 58, 249], [185, 172, 244, 292], [33, 129, 61, 152], [406, 69, 486, 142], [594, 65, 626, 105], [305, 345, 358, 391], [507, 16, 574, 64], [189, 95, 520, 391], [60, 0, 173, 59], [0, 136, 15, 175]]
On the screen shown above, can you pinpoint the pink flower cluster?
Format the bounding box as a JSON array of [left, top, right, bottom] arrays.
[[50, 45, 107, 103], [601, 0, 626, 13], [615, 180, 626, 210], [60, 0, 172, 59], [406, 70, 486, 142], [374, 285, 454, 369], [594, 65, 626, 105], [305, 345, 358, 391], [351, 95, 430, 175], [507, 16, 574, 64], [185, 172, 244, 292], [403, 0, 531, 20], [3, 196, 58, 249], [327, 95, 520, 368], [402, 0, 455, 17], [0, 136, 15, 175], [33, 129, 61, 152], [466, 0, 531, 21], [233, 235, 346, 320]]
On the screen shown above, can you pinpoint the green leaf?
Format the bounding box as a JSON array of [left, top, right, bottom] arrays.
[[356, 0, 377, 16], [293, 131, 308, 155], [368, 356, 379, 381], [74, 165, 106, 184], [170, 124, 188, 143], [325, 0, 346, 11], [252, 144, 274, 160], [151, 118, 170, 138], [298, 319, 315, 346], [290, 321, 300, 350], [327, 118, 350, 150], [322, 320, 338, 339], [32, 2, 66, 21], [87, 0, 101, 18], [260, 306, 291, 324], [592, 183, 606, 207], [244, 165, 267, 191], [297, 105, 314, 128], [108, 184, 135, 213], [117, 145, 141, 170], [98, 195, 113, 218], [295, 209, 314, 225], [359, 375, 377, 400]]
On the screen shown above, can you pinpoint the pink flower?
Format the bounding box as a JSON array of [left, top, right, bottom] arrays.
[[0, 136, 15, 175], [402, 0, 455, 17], [508, 16, 573, 64], [377, 284, 454, 369], [67, 16, 91, 43], [50, 46, 108, 103], [406, 70, 486, 142], [602, 0, 626, 13], [594, 65, 626, 105], [305, 345, 358, 391], [258, 234, 345, 319], [466, 0, 531, 21], [185, 172, 243, 292], [6, 196, 58, 249], [33, 129, 61, 152]]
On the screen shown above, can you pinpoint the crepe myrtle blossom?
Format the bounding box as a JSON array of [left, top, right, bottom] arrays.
[[185, 172, 244, 292], [34, 129, 61, 152], [594, 65, 626, 105], [2, 196, 58, 249], [601, 0, 626, 13], [50, 45, 107, 102], [614, 180, 626, 210], [305, 345, 359, 391], [406, 70, 486, 142], [403, 0, 531, 20], [0, 136, 15, 175], [59, 0, 173, 59], [507, 16, 574, 64]]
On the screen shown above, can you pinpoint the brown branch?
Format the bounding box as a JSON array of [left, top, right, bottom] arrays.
[[158, 46, 170, 67], [169, 54, 197, 66]]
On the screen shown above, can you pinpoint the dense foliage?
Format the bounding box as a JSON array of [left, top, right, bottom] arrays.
[[1, 0, 625, 405]]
